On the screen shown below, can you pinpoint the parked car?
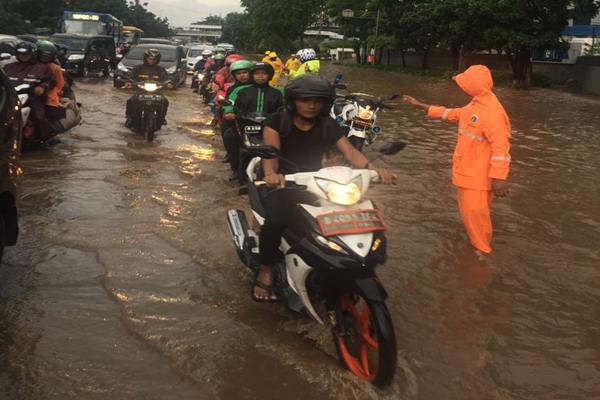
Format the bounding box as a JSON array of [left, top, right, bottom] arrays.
[[114, 43, 187, 88], [0, 35, 20, 69], [185, 45, 214, 73], [0, 68, 22, 261], [51, 34, 117, 77]]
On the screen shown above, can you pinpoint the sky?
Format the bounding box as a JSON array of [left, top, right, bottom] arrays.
[[144, 0, 243, 27]]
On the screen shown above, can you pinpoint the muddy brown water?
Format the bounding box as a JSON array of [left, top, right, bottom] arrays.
[[1, 64, 599, 400]]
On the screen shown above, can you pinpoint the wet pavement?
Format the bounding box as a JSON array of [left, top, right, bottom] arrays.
[[1, 64, 599, 400]]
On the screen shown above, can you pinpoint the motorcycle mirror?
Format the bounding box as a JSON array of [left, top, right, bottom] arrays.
[[333, 83, 347, 90], [379, 141, 406, 156], [334, 73, 343, 84], [247, 144, 280, 159]]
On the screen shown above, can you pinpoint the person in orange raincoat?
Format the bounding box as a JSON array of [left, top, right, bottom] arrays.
[[403, 65, 511, 254]]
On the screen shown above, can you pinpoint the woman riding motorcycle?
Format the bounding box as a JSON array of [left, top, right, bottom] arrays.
[[37, 41, 66, 121], [252, 75, 396, 302], [125, 49, 170, 127]]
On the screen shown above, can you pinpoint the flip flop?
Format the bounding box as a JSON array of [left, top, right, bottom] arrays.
[[251, 272, 280, 303]]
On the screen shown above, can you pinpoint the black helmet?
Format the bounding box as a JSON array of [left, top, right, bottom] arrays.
[[284, 75, 335, 115], [37, 40, 57, 59], [251, 62, 275, 81], [144, 48, 161, 63], [15, 41, 37, 57]]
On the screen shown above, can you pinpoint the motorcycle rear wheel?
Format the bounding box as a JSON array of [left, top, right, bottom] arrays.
[[332, 292, 397, 388]]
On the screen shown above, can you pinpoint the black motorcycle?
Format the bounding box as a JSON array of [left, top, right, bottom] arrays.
[[127, 81, 167, 142]]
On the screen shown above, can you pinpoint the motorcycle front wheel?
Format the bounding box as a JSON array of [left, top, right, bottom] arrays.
[[348, 136, 365, 152], [332, 292, 397, 388]]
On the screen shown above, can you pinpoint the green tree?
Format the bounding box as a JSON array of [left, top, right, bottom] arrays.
[[221, 12, 254, 50], [193, 15, 224, 26]]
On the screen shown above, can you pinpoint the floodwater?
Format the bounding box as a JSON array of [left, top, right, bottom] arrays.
[[1, 64, 599, 400]]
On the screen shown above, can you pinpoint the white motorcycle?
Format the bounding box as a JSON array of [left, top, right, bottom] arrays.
[[226, 141, 405, 387], [330, 77, 398, 151]]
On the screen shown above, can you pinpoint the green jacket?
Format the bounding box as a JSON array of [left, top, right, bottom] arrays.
[[288, 60, 321, 78], [222, 83, 253, 114]]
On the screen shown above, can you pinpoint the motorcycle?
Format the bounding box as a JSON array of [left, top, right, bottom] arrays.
[[126, 81, 167, 142], [14, 83, 81, 149], [226, 141, 405, 387], [191, 69, 204, 92], [330, 76, 398, 151]]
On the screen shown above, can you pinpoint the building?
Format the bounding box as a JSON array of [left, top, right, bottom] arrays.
[[173, 25, 222, 44]]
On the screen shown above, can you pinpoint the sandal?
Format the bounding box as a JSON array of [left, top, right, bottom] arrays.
[[251, 269, 280, 303]]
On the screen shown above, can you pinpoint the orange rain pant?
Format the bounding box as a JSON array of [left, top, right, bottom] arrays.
[[456, 187, 493, 254]]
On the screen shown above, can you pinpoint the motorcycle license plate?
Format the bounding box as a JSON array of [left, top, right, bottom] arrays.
[[244, 125, 262, 133], [139, 94, 161, 101], [316, 209, 385, 237], [352, 118, 373, 129]]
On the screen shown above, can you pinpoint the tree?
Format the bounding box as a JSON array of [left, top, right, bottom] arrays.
[[221, 12, 254, 50]]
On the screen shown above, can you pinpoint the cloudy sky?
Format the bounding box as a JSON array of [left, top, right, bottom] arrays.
[[144, 0, 243, 27]]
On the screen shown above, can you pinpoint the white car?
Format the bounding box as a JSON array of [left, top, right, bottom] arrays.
[[0, 35, 19, 69], [185, 45, 215, 74]]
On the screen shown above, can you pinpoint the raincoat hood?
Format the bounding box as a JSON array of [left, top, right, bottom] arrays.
[[453, 65, 493, 97]]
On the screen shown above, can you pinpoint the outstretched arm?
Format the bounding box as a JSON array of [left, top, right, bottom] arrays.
[[403, 95, 462, 123]]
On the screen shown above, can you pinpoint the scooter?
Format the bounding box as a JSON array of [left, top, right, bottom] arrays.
[[14, 83, 81, 149], [126, 81, 167, 142], [330, 76, 398, 151], [226, 141, 405, 387]]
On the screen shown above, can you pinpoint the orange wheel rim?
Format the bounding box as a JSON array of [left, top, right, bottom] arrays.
[[336, 294, 379, 381]]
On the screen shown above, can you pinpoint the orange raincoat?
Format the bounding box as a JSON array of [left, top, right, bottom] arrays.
[[427, 65, 511, 253]]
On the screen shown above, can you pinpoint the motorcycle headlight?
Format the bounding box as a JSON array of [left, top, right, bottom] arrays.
[[142, 83, 158, 92], [166, 65, 177, 74], [316, 176, 363, 206], [358, 106, 374, 120], [197, 73, 205, 80], [68, 54, 85, 61], [117, 63, 129, 72]]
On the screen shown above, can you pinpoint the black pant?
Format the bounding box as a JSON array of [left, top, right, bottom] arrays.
[[222, 125, 241, 172], [126, 94, 169, 122], [259, 189, 318, 265]]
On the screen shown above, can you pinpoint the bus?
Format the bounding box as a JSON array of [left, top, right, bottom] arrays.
[[59, 11, 123, 43], [122, 26, 144, 45]]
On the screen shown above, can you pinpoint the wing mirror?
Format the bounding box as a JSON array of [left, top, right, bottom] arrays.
[[0, 53, 12, 60], [379, 141, 406, 156]]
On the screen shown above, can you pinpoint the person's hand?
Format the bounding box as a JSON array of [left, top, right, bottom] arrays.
[[492, 179, 510, 198], [265, 173, 285, 188], [373, 168, 398, 185], [34, 86, 45, 96], [123, 82, 132, 89], [402, 95, 427, 108], [224, 113, 236, 121]]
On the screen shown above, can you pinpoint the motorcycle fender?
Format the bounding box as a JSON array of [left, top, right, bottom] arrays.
[[354, 277, 388, 302], [347, 128, 367, 139], [285, 253, 323, 324]]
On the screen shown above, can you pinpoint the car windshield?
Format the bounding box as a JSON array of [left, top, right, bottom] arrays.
[[52, 37, 89, 52], [64, 20, 105, 36], [188, 49, 205, 57], [126, 47, 177, 62]]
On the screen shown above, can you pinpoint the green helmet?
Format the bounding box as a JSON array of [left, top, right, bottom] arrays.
[[230, 60, 252, 74], [214, 53, 226, 61]]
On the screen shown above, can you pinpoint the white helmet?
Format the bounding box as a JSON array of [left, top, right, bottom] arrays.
[[297, 48, 317, 63], [202, 49, 213, 57]]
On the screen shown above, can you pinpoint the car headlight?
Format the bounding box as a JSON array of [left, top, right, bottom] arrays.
[[68, 54, 85, 61], [117, 63, 129, 72], [142, 83, 158, 92], [166, 65, 177, 74], [358, 106, 374, 120], [316, 177, 362, 205]]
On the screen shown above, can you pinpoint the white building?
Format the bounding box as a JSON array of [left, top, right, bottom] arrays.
[[173, 25, 222, 44]]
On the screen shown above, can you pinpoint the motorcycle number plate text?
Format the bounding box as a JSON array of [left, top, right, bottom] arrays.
[[244, 125, 262, 133], [140, 94, 161, 100], [316, 209, 385, 237]]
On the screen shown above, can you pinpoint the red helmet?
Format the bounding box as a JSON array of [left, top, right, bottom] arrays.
[[225, 54, 242, 66]]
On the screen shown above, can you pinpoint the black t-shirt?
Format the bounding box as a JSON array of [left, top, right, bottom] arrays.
[[264, 112, 347, 174]]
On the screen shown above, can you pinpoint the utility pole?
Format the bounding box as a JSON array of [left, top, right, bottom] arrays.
[[374, 8, 380, 64]]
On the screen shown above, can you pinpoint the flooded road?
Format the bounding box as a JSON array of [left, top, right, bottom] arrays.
[[1, 64, 599, 400]]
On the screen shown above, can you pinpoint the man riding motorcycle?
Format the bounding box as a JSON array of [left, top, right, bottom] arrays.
[[252, 75, 396, 301], [193, 49, 213, 72], [214, 54, 243, 94], [4, 41, 56, 143], [125, 48, 170, 127]]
